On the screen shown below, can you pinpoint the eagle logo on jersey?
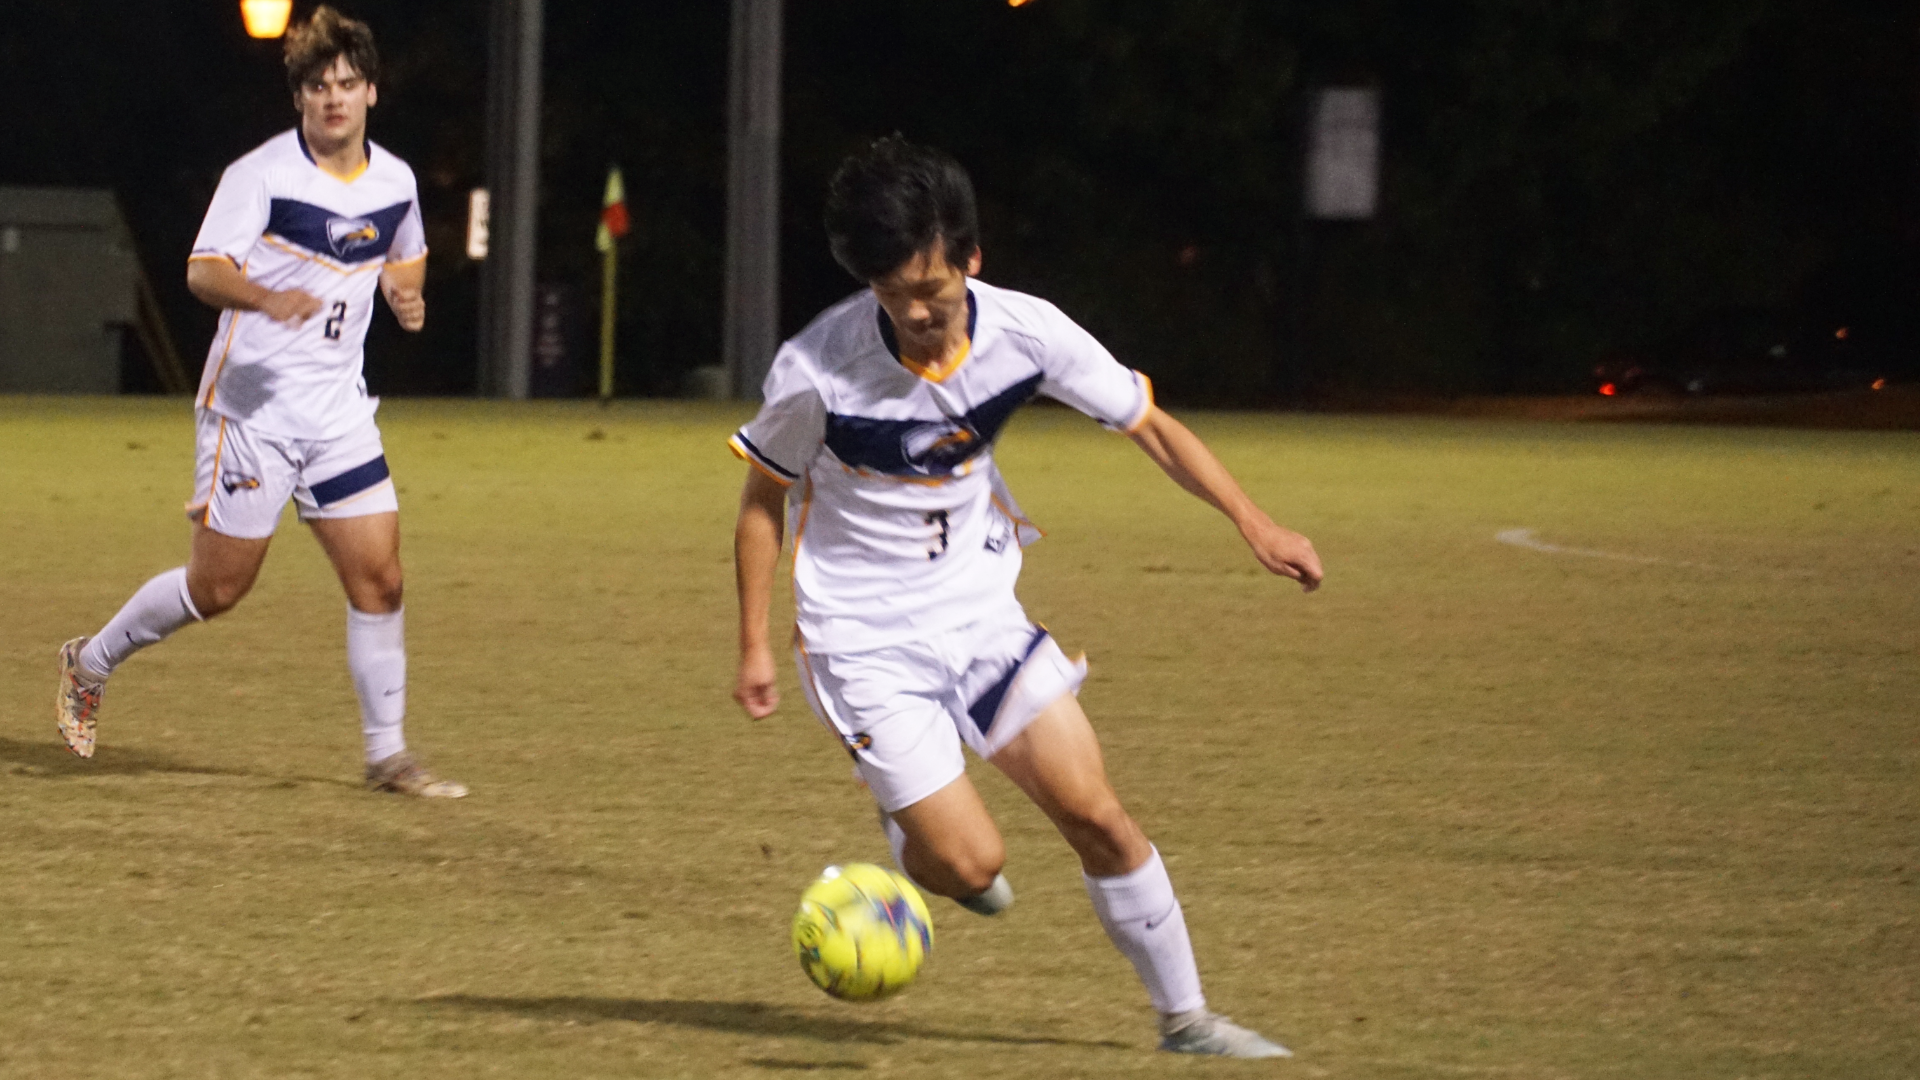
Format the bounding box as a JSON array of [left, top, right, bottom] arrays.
[[326, 216, 382, 258], [221, 472, 261, 494], [899, 419, 982, 475]]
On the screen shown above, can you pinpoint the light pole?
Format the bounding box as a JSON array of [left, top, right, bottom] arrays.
[[723, 0, 784, 402], [479, 0, 543, 400]]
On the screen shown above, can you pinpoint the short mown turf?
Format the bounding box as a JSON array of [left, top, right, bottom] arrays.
[[2, 397, 1915, 1079]]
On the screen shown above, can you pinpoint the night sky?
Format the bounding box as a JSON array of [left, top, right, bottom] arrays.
[[3, 0, 1914, 401]]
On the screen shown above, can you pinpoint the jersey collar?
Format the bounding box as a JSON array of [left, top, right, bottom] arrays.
[[295, 127, 372, 183], [876, 288, 978, 383]]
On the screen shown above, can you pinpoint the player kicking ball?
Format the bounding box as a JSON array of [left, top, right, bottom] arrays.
[[731, 137, 1322, 1057], [54, 7, 464, 798]]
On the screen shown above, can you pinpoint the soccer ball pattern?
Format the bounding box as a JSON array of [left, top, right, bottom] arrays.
[[790, 863, 934, 1001]]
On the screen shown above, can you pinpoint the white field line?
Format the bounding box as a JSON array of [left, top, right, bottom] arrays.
[[1495, 528, 1725, 572]]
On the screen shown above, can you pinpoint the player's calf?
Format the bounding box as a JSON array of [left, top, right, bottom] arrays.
[[881, 807, 1015, 915], [900, 831, 1003, 899], [886, 789, 1006, 901], [184, 531, 271, 618]]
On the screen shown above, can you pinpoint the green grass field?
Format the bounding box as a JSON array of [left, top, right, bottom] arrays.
[[2, 396, 1916, 1079]]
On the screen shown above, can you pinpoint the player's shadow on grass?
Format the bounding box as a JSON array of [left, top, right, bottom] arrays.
[[420, 995, 1129, 1050], [0, 736, 353, 789]]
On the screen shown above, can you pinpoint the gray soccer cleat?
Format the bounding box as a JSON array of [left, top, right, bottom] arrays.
[[1158, 1010, 1294, 1059], [365, 751, 468, 798], [956, 873, 1015, 916]]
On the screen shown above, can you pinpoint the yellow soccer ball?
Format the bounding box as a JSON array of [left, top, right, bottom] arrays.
[[790, 863, 934, 1001]]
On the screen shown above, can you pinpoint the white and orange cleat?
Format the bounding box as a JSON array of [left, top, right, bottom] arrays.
[[55, 637, 106, 759], [365, 751, 468, 799]]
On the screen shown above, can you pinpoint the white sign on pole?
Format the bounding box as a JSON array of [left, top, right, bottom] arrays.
[[1305, 87, 1380, 220], [466, 188, 491, 260]]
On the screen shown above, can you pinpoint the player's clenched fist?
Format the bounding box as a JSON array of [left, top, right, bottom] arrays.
[[1240, 514, 1324, 592], [383, 284, 425, 331], [735, 646, 780, 719], [259, 288, 325, 328]]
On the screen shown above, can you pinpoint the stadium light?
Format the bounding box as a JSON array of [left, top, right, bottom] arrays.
[[240, 0, 293, 38]]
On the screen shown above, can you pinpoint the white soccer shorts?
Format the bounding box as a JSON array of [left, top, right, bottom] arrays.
[[186, 408, 399, 540], [795, 610, 1090, 813]]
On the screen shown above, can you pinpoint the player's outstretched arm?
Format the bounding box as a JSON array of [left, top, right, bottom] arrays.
[[734, 467, 789, 718], [186, 258, 323, 327], [380, 258, 427, 332], [1127, 406, 1324, 592]]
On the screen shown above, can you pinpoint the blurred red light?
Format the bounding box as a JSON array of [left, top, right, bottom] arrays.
[[1871, 377, 1887, 391], [1835, 326, 1849, 340], [1598, 383, 1617, 396]]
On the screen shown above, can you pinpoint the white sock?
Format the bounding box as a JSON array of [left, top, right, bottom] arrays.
[[347, 605, 407, 764], [79, 567, 202, 677], [1083, 846, 1206, 1015]]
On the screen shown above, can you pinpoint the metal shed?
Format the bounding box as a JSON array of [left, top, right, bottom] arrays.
[[0, 186, 143, 392]]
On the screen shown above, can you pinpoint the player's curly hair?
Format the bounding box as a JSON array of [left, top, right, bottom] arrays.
[[284, 5, 380, 96], [825, 135, 979, 282]]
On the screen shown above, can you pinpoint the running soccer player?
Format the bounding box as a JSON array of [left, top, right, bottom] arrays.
[[731, 137, 1323, 1057], [54, 7, 464, 798]]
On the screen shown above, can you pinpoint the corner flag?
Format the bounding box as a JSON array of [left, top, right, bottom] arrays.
[[596, 167, 629, 252], [596, 166, 627, 400]]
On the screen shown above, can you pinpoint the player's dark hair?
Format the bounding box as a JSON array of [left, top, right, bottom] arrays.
[[824, 135, 979, 282], [284, 5, 381, 95]]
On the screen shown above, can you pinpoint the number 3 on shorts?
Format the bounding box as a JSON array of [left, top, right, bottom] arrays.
[[925, 510, 950, 560], [324, 301, 346, 341]]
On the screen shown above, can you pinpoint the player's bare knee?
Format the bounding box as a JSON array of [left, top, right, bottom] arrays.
[[1057, 800, 1143, 863], [371, 572, 404, 611], [347, 566, 403, 613]]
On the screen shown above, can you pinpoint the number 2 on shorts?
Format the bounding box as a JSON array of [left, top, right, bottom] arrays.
[[925, 510, 950, 560]]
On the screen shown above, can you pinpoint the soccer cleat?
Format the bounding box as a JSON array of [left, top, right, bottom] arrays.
[[1158, 1010, 1294, 1059], [956, 872, 1015, 916], [365, 751, 468, 798], [55, 637, 106, 759]]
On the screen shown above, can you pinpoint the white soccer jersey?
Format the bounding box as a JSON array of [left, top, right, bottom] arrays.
[[731, 278, 1154, 654], [189, 129, 427, 440]]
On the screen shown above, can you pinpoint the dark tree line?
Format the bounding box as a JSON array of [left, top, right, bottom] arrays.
[[4, 0, 1914, 401]]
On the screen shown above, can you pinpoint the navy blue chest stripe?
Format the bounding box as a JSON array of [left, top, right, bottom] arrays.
[[824, 371, 1043, 478], [266, 198, 411, 264]]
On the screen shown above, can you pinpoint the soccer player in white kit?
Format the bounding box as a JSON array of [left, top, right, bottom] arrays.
[[54, 7, 464, 798], [732, 137, 1323, 1057]]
